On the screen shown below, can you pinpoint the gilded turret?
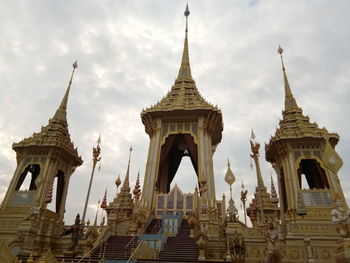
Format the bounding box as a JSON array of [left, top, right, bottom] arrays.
[[12, 61, 82, 166], [0, 61, 83, 254], [140, 4, 222, 145], [265, 46, 345, 220], [111, 147, 134, 220], [266, 47, 340, 163]]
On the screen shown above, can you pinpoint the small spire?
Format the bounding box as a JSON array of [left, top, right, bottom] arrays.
[[177, 4, 193, 81], [53, 60, 78, 121], [101, 189, 107, 209], [251, 129, 256, 140], [277, 46, 299, 111], [122, 146, 132, 189]]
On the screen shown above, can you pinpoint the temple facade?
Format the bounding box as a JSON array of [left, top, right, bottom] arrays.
[[1, 5, 350, 263]]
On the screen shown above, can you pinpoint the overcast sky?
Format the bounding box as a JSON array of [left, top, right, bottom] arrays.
[[0, 0, 350, 224]]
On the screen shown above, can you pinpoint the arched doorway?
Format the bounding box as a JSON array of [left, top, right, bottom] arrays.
[[157, 133, 198, 193]]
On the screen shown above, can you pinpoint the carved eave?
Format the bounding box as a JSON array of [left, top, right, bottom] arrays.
[[12, 118, 83, 166], [265, 108, 339, 163], [141, 107, 223, 145]]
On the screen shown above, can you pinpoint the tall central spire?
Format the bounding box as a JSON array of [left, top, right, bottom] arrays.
[[277, 46, 299, 111], [53, 60, 78, 121], [177, 4, 193, 81]]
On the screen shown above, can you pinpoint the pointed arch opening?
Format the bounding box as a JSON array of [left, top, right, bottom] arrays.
[[47, 169, 65, 213], [157, 133, 198, 193], [297, 159, 329, 189], [280, 167, 288, 213], [15, 164, 40, 191]]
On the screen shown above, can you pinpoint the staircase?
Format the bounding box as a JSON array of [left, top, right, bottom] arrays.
[[145, 218, 161, 234], [158, 219, 198, 262], [90, 235, 138, 260]]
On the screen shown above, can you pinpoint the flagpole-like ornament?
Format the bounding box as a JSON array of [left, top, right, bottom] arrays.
[[184, 3, 190, 17], [278, 45, 283, 55], [72, 60, 78, 69]]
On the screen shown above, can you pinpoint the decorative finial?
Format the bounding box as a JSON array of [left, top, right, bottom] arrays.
[[184, 3, 190, 17], [225, 160, 235, 200], [277, 45, 299, 111], [277, 45, 283, 55], [225, 160, 235, 186], [73, 60, 78, 69], [97, 133, 101, 146], [53, 60, 79, 121], [115, 175, 121, 187], [251, 129, 256, 140], [177, 3, 192, 81]]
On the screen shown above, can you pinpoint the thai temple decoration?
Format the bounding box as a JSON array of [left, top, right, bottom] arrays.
[[1, 5, 350, 263], [82, 135, 102, 224], [133, 172, 141, 202], [0, 61, 83, 256], [247, 131, 280, 226], [115, 174, 121, 197], [240, 182, 248, 226]]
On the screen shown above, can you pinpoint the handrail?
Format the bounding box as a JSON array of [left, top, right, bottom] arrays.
[[76, 230, 111, 263], [150, 219, 161, 234], [126, 239, 145, 263], [125, 234, 138, 249], [76, 238, 104, 263]]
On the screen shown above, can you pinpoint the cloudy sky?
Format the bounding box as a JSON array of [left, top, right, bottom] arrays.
[[0, 0, 350, 224]]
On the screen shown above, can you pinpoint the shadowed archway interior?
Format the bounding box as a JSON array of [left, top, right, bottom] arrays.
[[157, 134, 198, 193]]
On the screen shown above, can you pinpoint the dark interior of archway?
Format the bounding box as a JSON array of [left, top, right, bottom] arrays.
[[55, 170, 65, 213], [280, 167, 288, 213], [297, 159, 329, 189], [15, 164, 41, 191], [157, 134, 198, 193]]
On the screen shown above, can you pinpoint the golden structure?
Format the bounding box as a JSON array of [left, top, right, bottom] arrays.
[[140, 4, 223, 214], [247, 133, 280, 227], [1, 5, 350, 263], [0, 61, 83, 257]]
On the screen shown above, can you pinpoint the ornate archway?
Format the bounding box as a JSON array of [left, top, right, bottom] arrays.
[[157, 134, 198, 193]]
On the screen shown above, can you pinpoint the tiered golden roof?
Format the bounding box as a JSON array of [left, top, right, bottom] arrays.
[[265, 47, 339, 162], [141, 6, 222, 144], [12, 61, 82, 166]]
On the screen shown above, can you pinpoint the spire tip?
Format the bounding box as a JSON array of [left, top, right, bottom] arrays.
[[277, 45, 283, 55], [72, 60, 78, 69], [184, 3, 190, 17]]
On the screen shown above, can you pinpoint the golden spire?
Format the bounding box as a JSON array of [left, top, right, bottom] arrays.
[[278, 46, 299, 111], [177, 4, 193, 81], [53, 60, 78, 121], [122, 146, 132, 189]]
